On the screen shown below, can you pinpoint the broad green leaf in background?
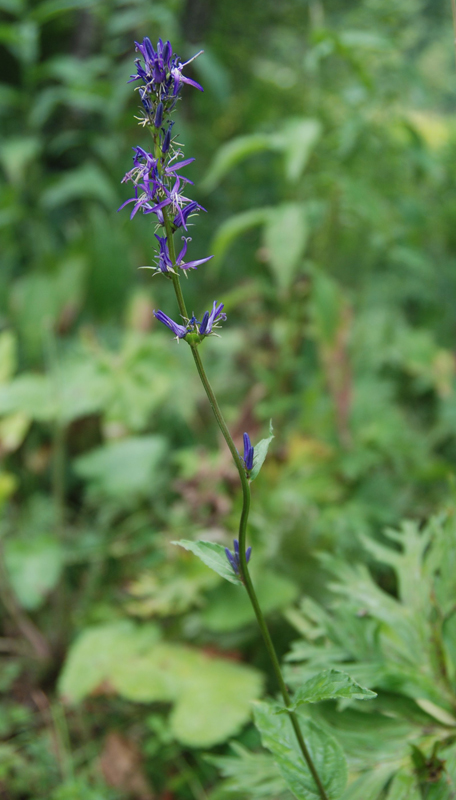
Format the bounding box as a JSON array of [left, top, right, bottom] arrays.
[[384, 771, 420, 800], [0, 412, 30, 453], [0, 138, 41, 185], [192, 45, 231, 104], [42, 163, 116, 209], [340, 767, 397, 800], [202, 134, 278, 192], [59, 621, 263, 747], [172, 539, 243, 585], [251, 420, 274, 481], [263, 204, 309, 291], [0, 374, 55, 421], [211, 207, 271, 266], [4, 535, 64, 610], [278, 118, 322, 184], [0, 330, 16, 384], [74, 436, 167, 500], [0, 472, 17, 508], [254, 700, 347, 800]]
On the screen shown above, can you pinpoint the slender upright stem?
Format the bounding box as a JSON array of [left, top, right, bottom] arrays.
[[162, 223, 329, 800]]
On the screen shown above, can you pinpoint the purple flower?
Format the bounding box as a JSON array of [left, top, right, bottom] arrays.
[[173, 236, 214, 271], [243, 433, 254, 472], [154, 101, 164, 128], [199, 302, 227, 335], [170, 54, 204, 94], [139, 236, 213, 275], [225, 539, 252, 575], [153, 310, 188, 339], [128, 38, 203, 105], [173, 199, 206, 231], [162, 121, 174, 153]]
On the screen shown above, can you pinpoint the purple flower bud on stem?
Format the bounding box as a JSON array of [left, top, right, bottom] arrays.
[[154, 102, 164, 128], [225, 539, 252, 576], [243, 433, 254, 473]]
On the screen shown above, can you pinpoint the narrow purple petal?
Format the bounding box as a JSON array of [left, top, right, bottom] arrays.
[[117, 197, 136, 212], [176, 237, 190, 264], [178, 74, 204, 92], [166, 158, 195, 172], [179, 255, 214, 271]]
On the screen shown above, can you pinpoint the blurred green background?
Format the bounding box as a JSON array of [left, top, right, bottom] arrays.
[[1, 0, 456, 797]]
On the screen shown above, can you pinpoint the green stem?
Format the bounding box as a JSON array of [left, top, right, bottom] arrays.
[[162, 220, 328, 800], [189, 345, 329, 800]]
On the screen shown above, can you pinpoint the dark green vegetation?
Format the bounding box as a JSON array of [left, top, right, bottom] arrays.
[[1, 0, 456, 797]]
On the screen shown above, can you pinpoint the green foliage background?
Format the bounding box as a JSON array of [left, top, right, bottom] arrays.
[[1, 0, 456, 797]]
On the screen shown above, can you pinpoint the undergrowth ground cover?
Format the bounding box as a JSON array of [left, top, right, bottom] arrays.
[[1, 0, 456, 797]]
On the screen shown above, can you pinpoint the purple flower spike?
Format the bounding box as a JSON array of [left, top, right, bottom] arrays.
[[225, 538, 252, 576], [154, 310, 188, 340], [243, 433, 254, 473]]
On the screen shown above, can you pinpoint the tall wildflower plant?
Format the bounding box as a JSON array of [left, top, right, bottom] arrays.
[[120, 37, 372, 800]]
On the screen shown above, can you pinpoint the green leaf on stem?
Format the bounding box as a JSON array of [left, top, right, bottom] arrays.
[[172, 539, 243, 585], [254, 699, 347, 799], [250, 420, 274, 481], [276, 669, 376, 713]]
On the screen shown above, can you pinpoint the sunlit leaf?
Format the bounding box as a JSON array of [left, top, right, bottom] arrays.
[[263, 204, 309, 290], [202, 134, 278, 192], [211, 207, 271, 266], [172, 539, 242, 585], [74, 436, 167, 500], [4, 535, 63, 610], [59, 621, 263, 747], [278, 118, 322, 183]]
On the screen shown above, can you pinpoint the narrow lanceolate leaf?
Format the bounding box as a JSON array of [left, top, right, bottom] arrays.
[[280, 669, 376, 712], [250, 420, 274, 481], [263, 203, 309, 291], [211, 207, 271, 267], [201, 133, 278, 192], [254, 700, 347, 800], [172, 540, 243, 585]]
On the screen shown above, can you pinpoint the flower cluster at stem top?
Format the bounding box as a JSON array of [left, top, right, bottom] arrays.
[[119, 39, 214, 273], [120, 37, 225, 341]]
